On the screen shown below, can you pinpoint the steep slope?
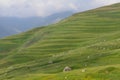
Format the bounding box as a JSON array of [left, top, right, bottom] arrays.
[[0, 3, 120, 80]]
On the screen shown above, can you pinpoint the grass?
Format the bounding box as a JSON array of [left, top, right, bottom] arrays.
[[4, 65, 120, 80], [0, 3, 120, 80]]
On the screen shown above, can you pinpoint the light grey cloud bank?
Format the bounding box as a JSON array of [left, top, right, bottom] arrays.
[[0, 0, 120, 17]]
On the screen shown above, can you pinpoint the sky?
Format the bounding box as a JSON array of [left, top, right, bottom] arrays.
[[0, 0, 120, 17]]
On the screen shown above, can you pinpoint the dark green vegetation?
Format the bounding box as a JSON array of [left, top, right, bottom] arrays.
[[0, 3, 120, 80]]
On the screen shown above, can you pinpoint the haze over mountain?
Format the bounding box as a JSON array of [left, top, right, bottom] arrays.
[[0, 0, 120, 38], [0, 11, 73, 38], [0, 0, 120, 17], [0, 3, 120, 80]]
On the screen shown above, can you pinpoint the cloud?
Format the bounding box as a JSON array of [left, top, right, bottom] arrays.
[[0, 0, 120, 17], [94, 0, 120, 5]]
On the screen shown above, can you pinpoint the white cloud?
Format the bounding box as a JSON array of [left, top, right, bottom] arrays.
[[0, 0, 120, 17], [94, 0, 120, 5], [69, 3, 79, 11]]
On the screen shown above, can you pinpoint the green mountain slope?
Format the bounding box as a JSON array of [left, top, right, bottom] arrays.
[[0, 3, 120, 80]]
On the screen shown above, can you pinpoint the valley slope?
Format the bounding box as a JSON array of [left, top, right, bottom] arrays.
[[0, 3, 120, 80]]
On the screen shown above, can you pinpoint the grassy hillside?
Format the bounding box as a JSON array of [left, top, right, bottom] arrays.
[[0, 3, 120, 80]]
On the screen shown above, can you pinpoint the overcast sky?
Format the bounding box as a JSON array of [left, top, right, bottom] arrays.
[[0, 0, 120, 17]]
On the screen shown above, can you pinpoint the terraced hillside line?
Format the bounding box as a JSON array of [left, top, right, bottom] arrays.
[[0, 3, 120, 80]]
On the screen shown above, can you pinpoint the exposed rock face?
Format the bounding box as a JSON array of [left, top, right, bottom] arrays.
[[63, 66, 72, 72]]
